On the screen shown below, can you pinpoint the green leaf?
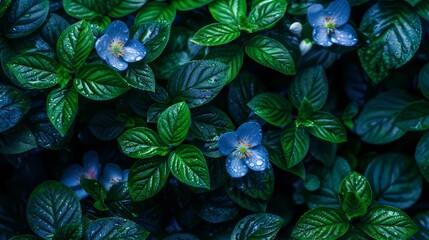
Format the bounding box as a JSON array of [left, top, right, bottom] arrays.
[[288, 66, 328, 111], [125, 62, 156, 92], [303, 111, 347, 143], [226, 180, 267, 212], [167, 60, 228, 108], [27, 181, 82, 239], [231, 213, 284, 240], [281, 123, 309, 168], [9, 235, 41, 240], [195, 191, 239, 223], [365, 153, 422, 209], [57, 20, 94, 72], [247, 0, 287, 31], [0, 85, 30, 132], [358, 1, 422, 83], [106, 0, 147, 18], [3, 0, 49, 38], [355, 90, 413, 144], [172, 0, 213, 10], [7, 53, 59, 89], [0, 0, 11, 17], [118, 127, 169, 159], [395, 101, 429, 131], [192, 23, 241, 46], [190, 105, 234, 141], [0, 125, 37, 154], [53, 223, 82, 240], [245, 36, 295, 75], [74, 63, 130, 100], [203, 44, 244, 84], [41, 13, 70, 47], [292, 208, 349, 240], [232, 165, 274, 201], [135, 1, 176, 24], [413, 211, 429, 240], [85, 217, 149, 240], [416, 1, 429, 22], [416, 132, 429, 183], [339, 172, 372, 220], [418, 63, 429, 100], [63, 0, 106, 19], [359, 206, 418, 239], [298, 98, 315, 121], [46, 87, 78, 137], [105, 182, 138, 219], [88, 110, 126, 141], [80, 179, 107, 202], [168, 144, 210, 189], [157, 102, 191, 146], [133, 20, 171, 63], [28, 112, 72, 150], [128, 157, 169, 201], [208, 0, 247, 25], [247, 92, 292, 127]]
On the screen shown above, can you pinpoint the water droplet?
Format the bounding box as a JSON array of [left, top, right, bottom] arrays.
[[256, 160, 263, 166]]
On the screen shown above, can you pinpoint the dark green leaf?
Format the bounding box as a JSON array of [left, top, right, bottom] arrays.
[[46, 87, 78, 137], [0, 0, 11, 17], [128, 157, 169, 201], [309, 137, 337, 166], [63, 0, 106, 19], [135, 1, 176, 24], [358, 1, 422, 83], [365, 153, 422, 209], [245, 36, 295, 75], [7, 53, 59, 89], [413, 211, 429, 240], [106, 0, 147, 18], [157, 102, 191, 146], [231, 213, 284, 240], [418, 63, 429, 100], [339, 172, 372, 220], [105, 182, 137, 219], [281, 123, 309, 168], [298, 98, 315, 121], [40, 13, 70, 47], [192, 23, 241, 46], [395, 101, 429, 131], [248, 92, 292, 127], [56, 20, 94, 72], [359, 206, 418, 239], [291, 208, 349, 240], [133, 20, 171, 63], [172, 0, 213, 10], [167, 60, 228, 108], [195, 191, 239, 223], [0, 85, 30, 132], [168, 144, 210, 189], [27, 181, 82, 239], [247, 0, 287, 31], [288, 66, 328, 111], [190, 105, 234, 141], [355, 90, 413, 144], [203, 44, 244, 84], [125, 62, 156, 92], [416, 132, 429, 183], [226, 180, 267, 212], [303, 111, 347, 143], [74, 63, 130, 100], [208, 0, 247, 25], [9, 235, 41, 240], [232, 164, 274, 201], [85, 217, 149, 240], [0, 125, 37, 154], [118, 127, 169, 159], [53, 224, 82, 240], [89, 110, 126, 141], [4, 0, 49, 38], [28, 112, 71, 149], [80, 179, 107, 202], [415, 1, 429, 21]]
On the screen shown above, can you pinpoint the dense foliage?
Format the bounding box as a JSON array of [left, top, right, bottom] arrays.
[[1, 0, 429, 239]]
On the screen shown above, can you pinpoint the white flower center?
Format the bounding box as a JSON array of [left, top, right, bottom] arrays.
[[108, 39, 127, 57]]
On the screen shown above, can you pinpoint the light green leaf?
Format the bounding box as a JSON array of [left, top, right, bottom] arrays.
[[247, 92, 292, 127], [208, 0, 247, 25], [172, 0, 213, 10], [63, 0, 106, 19], [303, 111, 347, 143], [106, 0, 147, 18], [133, 20, 171, 63], [118, 127, 169, 159], [125, 62, 156, 92], [7, 53, 59, 89], [247, 0, 287, 31], [135, 1, 176, 24], [395, 101, 429, 131], [291, 208, 349, 240], [46, 87, 78, 137], [192, 23, 241, 46], [231, 213, 284, 240], [85, 217, 149, 240], [168, 144, 210, 189], [157, 102, 191, 146], [281, 123, 309, 168], [74, 63, 130, 100], [245, 36, 295, 75], [57, 20, 94, 72], [359, 206, 418, 239], [339, 172, 372, 220]]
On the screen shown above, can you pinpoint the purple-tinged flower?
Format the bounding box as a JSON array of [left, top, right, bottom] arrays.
[[99, 163, 129, 191], [95, 20, 146, 71], [60, 150, 101, 199], [307, 0, 358, 47], [218, 122, 269, 178]]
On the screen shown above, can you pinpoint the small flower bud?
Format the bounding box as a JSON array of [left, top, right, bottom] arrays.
[[289, 22, 303, 35], [299, 39, 312, 56]]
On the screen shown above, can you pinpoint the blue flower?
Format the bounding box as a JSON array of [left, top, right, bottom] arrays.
[[218, 122, 269, 178], [99, 163, 129, 191], [95, 20, 146, 71], [60, 150, 101, 199], [307, 0, 358, 47]]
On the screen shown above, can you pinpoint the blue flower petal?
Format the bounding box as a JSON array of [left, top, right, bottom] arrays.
[[330, 24, 358, 46], [218, 132, 238, 155], [325, 0, 350, 27], [226, 152, 249, 178], [95, 35, 111, 60], [307, 4, 326, 28], [312, 27, 333, 47], [122, 169, 130, 181], [100, 163, 123, 190], [61, 165, 83, 187], [75, 188, 89, 200], [105, 20, 129, 42], [123, 40, 146, 62], [106, 54, 128, 71], [245, 145, 268, 171], [236, 122, 262, 147], [82, 150, 101, 179]]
